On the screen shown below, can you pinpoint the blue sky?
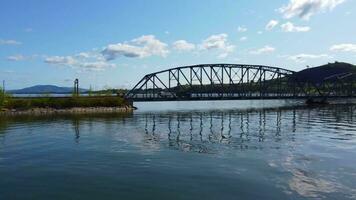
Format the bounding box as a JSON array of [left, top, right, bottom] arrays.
[[1, 0, 356, 90]]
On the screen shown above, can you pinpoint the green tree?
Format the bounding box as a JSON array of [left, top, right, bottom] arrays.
[[102, 85, 113, 96], [0, 87, 10, 109], [0, 87, 4, 108], [88, 85, 93, 97]]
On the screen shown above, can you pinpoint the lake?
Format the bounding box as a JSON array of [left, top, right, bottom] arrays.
[[1, 100, 356, 200]]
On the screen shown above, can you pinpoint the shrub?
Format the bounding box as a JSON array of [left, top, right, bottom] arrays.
[[3, 96, 129, 110], [5, 99, 31, 110], [0, 88, 12, 109], [0, 87, 4, 109]]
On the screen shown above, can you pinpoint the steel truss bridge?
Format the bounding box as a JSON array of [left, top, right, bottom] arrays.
[[125, 64, 356, 101]]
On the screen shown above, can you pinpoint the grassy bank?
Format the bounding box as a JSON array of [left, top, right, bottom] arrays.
[[1, 95, 131, 110]]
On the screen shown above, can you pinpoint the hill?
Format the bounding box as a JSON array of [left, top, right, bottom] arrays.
[[293, 62, 356, 83], [8, 85, 88, 94]]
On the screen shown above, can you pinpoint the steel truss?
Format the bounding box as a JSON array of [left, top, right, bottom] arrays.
[[125, 64, 355, 101]]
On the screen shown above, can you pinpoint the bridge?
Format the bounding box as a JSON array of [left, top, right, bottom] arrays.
[[125, 63, 356, 101]]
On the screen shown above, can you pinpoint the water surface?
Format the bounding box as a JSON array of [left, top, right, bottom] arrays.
[[1, 100, 356, 199]]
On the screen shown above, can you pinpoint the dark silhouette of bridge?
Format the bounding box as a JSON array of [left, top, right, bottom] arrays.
[[125, 63, 356, 101]]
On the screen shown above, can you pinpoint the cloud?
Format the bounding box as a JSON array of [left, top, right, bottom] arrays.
[[7, 54, 26, 61], [279, 0, 345, 20], [237, 26, 248, 32], [266, 20, 279, 31], [287, 53, 329, 62], [201, 34, 234, 51], [103, 44, 146, 59], [240, 36, 248, 41], [249, 46, 276, 55], [45, 53, 115, 71], [45, 56, 77, 66], [173, 40, 195, 51], [76, 52, 91, 58], [0, 39, 22, 45], [281, 22, 311, 32], [330, 43, 356, 53], [102, 35, 169, 60], [200, 33, 235, 58], [7, 54, 39, 61], [78, 61, 116, 71]]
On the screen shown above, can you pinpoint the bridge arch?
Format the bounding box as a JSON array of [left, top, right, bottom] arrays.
[[125, 64, 299, 101]]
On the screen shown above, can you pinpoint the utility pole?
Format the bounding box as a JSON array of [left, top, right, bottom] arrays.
[[74, 79, 79, 96]]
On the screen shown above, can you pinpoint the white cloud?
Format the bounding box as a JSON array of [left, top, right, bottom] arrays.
[[0, 39, 21, 45], [279, 0, 345, 20], [281, 22, 311, 32], [104, 44, 146, 58], [173, 40, 195, 51], [45, 56, 77, 66], [201, 34, 234, 50], [240, 36, 248, 41], [266, 20, 279, 31], [79, 61, 116, 71], [330, 43, 356, 53], [76, 52, 91, 58], [102, 35, 169, 60], [250, 46, 276, 55], [257, 31, 263, 34], [287, 53, 329, 62], [200, 33, 235, 58], [237, 26, 248, 32], [45, 53, 115, 71], [24, 28, 33, 32], [75, 51, 106, 62], [7, 54, 40, 62], [7, 54, 26, 61]]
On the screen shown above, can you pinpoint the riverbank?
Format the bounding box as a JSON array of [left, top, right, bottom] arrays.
[[0, 106, 134, 116], [0, 96, 134, 116]]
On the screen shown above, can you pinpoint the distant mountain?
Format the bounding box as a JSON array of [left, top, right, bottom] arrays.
[[8, 85, 88, 94]]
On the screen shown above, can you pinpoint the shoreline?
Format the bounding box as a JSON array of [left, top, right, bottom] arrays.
[[0, 106, 134, 116]]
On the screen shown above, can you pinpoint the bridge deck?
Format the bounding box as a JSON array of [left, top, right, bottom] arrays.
[[129, 96, 355, 102]]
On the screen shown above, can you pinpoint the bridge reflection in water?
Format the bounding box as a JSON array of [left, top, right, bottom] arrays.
[[140, 109, 298, 153], [46, 105, 356, 153], [138, 106, 356, 153]]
